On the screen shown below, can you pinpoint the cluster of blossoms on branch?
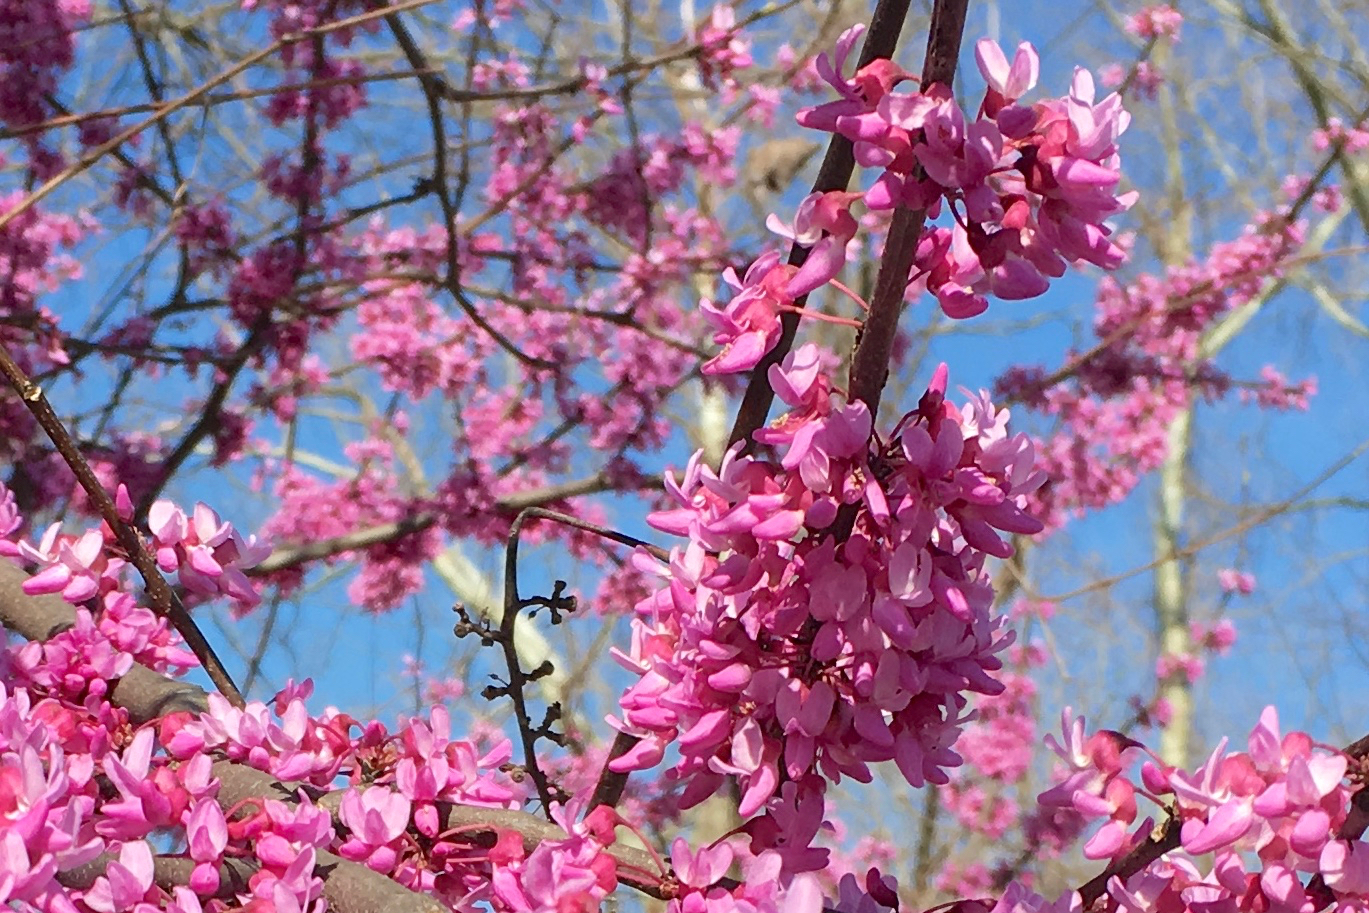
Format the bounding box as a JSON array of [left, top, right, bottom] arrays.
[[701, 25, 1134, 377], [611, 33, 1092, 902], [9, 488, 268, 617], [996, 194, 1316, 529], [6, 484, 1365, 913], [1039, 706, 1369, 913], [0, 473, 887, 913], [612, 350, 1046, 877]]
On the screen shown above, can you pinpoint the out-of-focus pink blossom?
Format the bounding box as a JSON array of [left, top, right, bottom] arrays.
[[1125, 5, 1184, 42]]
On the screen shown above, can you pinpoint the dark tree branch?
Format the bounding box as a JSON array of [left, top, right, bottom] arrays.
[[726, 0, 918, 450]]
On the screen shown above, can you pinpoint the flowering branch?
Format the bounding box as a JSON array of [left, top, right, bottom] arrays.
[[726, 0, 916, 450], [0, 346, 244, 706], [837, 0, 967, 550], [0, 560, 665, 906], [1076, 817, 1181, 907]]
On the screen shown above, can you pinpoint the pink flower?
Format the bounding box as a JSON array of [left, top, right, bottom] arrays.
[[975, 39, 1040, 105], [1125, 5, 1183, 41], [1217, 568, 1256, 595], [148, 500, 269, 611], [1168, 740, 1258, 854], [780, 400, 872, 493], [20, 526, 118, 604], [765, 191, 862, 297], [1322, 840, 1369, 896], [99, 728, 174, 839], [83, 841, 154, 913], [699, 251, 794, 375], [185, 799, 228, 894], [338, 786, 411, 872], [670, 838, 734, 889]]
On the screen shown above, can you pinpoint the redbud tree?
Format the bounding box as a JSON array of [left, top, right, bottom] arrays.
[[1, 1, 1367, 912]]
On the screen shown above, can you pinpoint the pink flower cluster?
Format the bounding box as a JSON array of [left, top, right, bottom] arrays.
[[941, 657, 1046, 845], [791, 27, 1133, 318], [996, 207, 1311, 529], [1029, 705, 1369, 913], [488, 802, 620, 912], [0, 570, 538, 913], [699, 26, 1136, 378], [1125, 6, 1184, 42], [611, 337, 1045, 871], [1245, 365, 1317, 410], [11, 484, 267, 617], [0, 190, 90, 430], [148, 502, 270, 613], [1312, 118, 1369, 155], [694, 5, 755, 95], [1218, 568, 1257, 595]]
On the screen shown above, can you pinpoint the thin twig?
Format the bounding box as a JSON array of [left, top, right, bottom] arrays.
[[501, 508, 668, 815]]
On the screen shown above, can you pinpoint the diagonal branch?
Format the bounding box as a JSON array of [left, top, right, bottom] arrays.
[[0, 348, 244, 706], [726, 0, 919, 450]]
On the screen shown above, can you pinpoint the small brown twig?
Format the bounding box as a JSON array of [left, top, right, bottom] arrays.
[[0, 347, 245, 706], [497, 508, 667, 815]]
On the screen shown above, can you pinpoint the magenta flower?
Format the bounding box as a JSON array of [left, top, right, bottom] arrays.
[[699, 251, 793, 375], [670, 838, 734, 890], [1168, 740, 1258, 855], [148, 500, 269, 612], [765, 191, 862, 297], [185, 798, 228, 894], [1126, 5, 1184, 41], [976, 39, 1040, 105], [83, 841, 154, 913], [767, 343, 834, 411], [1217, 568, 1256, 595], [780, 400, 872, 493], [20, 526, 118, 604], [797, 25, 911, 135], [99, 728, 174, 839], [338, 786, 411, 872], [1322, 840, 1369, 896]]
